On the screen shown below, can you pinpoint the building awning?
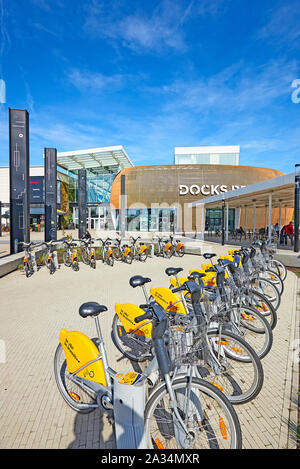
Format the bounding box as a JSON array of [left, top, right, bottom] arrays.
[[188, 172, 295, 209], [57, 146, 133, 173]]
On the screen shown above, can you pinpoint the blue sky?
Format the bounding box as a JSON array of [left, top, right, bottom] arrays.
[[0, 0, 299, 173]]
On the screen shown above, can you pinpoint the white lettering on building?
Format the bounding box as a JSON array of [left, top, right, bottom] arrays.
[[179, 184, 246, 196]]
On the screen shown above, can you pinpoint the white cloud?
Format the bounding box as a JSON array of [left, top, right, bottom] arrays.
[[67, 69, 125, 92], [83, 0, 224, 53], [257, 1, 300, 45]]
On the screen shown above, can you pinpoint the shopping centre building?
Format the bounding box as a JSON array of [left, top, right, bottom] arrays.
[[0, 144, 290, 234]]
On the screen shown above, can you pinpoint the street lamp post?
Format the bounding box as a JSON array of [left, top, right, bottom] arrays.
[[294, 164, 300, 252]]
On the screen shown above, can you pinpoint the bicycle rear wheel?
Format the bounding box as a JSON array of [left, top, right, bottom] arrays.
[[145, 376, 242, 449], [54, 343, 97, 413]]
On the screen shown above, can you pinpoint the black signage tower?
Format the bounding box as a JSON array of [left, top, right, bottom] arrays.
[[9, 109, 30, 254], [44, 148, 57, 242], [78, 169, 87, 239]]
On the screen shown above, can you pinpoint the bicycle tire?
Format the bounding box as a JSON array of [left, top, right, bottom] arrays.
[[81, 248, 90, 265], [163, 248, 173, 259], [145, 376, 242, 449], [50, 259, 56, 275], [229, 304, 273, 360], [138, 250, 148, 262], [197, 329, 264, 405], [251, 277, 280, 311], [24, 263, 31, 278], [269, 259, 287, 281], [54, 343, 96, 414], [63, 251, 72, 267], [246, 289, 277, 330], [175, 246, 184, 257], [125, 252, 133, 264], [72, 260, 79, 271], [111, 313, 152, 362], [263, 270, 284, 295]]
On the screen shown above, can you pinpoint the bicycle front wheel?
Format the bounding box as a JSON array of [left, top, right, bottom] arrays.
[[230, 304, 273, 360], [145, 376, 242, 449], [251, 277, 280, 311], [111, 313, 152, 362], [197, 329, 264, 405], [269, 259, 287, 281], [63, 251, 72, 267]]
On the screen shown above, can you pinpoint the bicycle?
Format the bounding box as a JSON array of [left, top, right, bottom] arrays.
[[62, 240, 80, 271], [189, 261, 273, 361], [194, 251, 278, 330], [130, 236, 149, 261], [43, 240, 60, 275], [255, 240, 287, 281], [97, 238, 114, 266], [170, 234, 184, 257], [111, 237, 123, 261], [19, 241, 41, 277], [112, 271, 264, 406], [54, 287, 242, 449], [154, 236, 173, 258], [80, 238, 96, 269]]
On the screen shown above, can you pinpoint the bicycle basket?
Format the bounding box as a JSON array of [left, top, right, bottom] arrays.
[[168, 324, 207, 366]]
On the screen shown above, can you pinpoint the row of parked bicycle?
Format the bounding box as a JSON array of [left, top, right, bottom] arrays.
[[54, 239, 286, 449], [19, 234, 185, 277]]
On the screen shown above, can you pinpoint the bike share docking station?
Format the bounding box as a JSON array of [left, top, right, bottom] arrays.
[[113, 371, 147, 449]]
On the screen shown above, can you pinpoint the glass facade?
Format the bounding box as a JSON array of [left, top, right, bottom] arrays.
[[68, 167, 118, 204], [205, 208, 235, 231], [115, 208, 176, 232], [175, 153, 239, 165]]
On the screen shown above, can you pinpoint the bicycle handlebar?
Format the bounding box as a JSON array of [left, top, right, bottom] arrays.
[[134, 308, 153, 323]]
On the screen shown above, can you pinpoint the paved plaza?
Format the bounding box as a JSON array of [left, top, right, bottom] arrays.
[[0, 245, 298, 450]]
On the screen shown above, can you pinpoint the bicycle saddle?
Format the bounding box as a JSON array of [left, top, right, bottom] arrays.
[[189, 271, 207, 279], [129, 275, 151, 288], [165, 267, 184, 276], [79, 302, 108, 318], [203, 253, 217, 259]]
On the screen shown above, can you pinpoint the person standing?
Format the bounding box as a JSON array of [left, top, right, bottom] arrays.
[[274, 223, 280, 240], [284, 222, 294, 246]]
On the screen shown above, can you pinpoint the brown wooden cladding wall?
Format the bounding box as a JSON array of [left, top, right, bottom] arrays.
[[110, 164, 291, 231]]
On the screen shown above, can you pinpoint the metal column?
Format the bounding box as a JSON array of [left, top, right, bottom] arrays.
[[78, 169, 87, 239], [252, 202, 256, 241], [294, 164, 300, 252], [120, 174, 126, 238], [221, 199, 225, 246], [225, 201, 229, 241], [268, 193, 272, 243]]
